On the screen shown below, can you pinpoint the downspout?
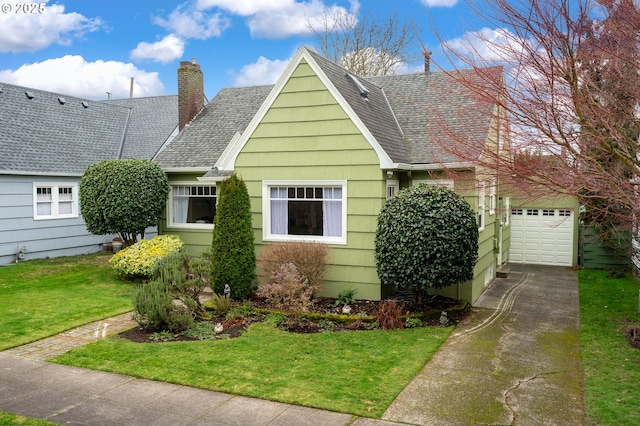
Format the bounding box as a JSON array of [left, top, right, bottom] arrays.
[[117, 107, 133, 159]]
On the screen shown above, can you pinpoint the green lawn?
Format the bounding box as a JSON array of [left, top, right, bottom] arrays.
[[52, 323, 451, 418], [0, 411, 58, 425], [0, 253, 133, 350], [579, 269, 640, 425]]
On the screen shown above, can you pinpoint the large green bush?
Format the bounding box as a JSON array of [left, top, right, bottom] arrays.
[[375, 184, 478, 303], [110, 235, 184, 279], [210, 174, 255, 299], [80, 159, 170, 244]]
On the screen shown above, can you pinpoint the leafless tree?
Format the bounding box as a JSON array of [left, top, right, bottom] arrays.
[[307, 7, 423, 76], [430, 0, 640, 239]]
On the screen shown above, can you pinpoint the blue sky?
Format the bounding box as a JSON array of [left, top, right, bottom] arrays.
[[0, 0, 490, 100]]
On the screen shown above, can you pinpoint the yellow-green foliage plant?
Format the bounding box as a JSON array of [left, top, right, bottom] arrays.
[[110, 235, 184, 279]]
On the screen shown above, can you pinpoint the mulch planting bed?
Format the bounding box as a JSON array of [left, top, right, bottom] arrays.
[[120, 294, 467, 343]]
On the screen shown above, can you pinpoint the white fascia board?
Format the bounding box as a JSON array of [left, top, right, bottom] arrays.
[[196, 175, 228, 182], [0, 170, 81, 177], [215, 46, 396, 171], [390, 162, 477, 171], [215, 131, 242, 171], [161, 167, 212, 174]]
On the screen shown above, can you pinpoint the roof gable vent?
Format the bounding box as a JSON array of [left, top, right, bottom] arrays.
[[346, 73, 369, 99], [81, 101, 89, 108], [58, 97, 66, 104], [25, 91, 34, 99]]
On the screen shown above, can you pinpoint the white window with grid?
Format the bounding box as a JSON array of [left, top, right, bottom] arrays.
[[33, 183, 78, 220], [262, 181, 347, 245], [168, 184, 217, 228]]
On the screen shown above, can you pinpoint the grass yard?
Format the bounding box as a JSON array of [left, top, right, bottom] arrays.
[[0, 253, 133, 351], [0, 411, 58, 425], [51, 323, 451, 418], [579, 269, 640, 425]]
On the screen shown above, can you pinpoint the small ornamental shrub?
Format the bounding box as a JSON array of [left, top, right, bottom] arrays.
[[258, 241, 329, 297], [256, 262, 317, 312], [110, 235, 184, 279], [334, 287, 358, 307], [375, 184, 478, 304], [375, 300, 405, 330], [154, 250, 211, 320], [207, 293, 232, 315], [405, 317, 423, 328], [131, 280, 174, 331], [210, 174, 255, 299]]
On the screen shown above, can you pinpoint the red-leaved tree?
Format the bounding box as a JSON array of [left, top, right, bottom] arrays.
[[429, 0, 640, 243]]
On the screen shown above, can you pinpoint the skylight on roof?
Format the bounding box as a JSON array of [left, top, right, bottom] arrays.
[[81, 101, 89, 108], [58, 97, 66, 105], [25, 91, 34, 99], [345, 73, 369, 99]]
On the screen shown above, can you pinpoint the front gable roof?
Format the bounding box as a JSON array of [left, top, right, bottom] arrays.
[[216, 46, 404, 171], [0, 83, 177, 175], [156, 46, 503, 175]]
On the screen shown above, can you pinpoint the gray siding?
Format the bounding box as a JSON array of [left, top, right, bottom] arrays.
[[0, 174, 157, 265]]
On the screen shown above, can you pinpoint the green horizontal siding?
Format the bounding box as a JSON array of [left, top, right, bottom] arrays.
[[237, 60, 386, 300]]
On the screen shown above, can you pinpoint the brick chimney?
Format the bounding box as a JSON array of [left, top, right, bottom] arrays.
[[178, 58, 204, 131]]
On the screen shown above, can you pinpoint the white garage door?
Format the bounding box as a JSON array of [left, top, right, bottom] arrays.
[[510, 208, 574, 266]]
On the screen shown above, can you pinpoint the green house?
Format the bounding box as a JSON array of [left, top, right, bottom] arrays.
[[155, 46, 510, 303]]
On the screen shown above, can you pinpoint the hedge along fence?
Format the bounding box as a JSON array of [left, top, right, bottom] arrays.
[[110, 235, 184, 279]]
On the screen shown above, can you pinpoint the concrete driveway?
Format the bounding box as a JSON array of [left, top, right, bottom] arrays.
[[383, 264, 585, 425]]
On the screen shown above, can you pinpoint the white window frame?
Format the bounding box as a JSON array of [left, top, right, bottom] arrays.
[[412, 179, 455, 190], [166, 182, 217, 230], [33, 182, 78, 220], [504, 197, 511, 226], [488, 178, 496, 215], [386, 180, 399, 199], [262, 180, 347, 245], [478, 181, 486, 231]]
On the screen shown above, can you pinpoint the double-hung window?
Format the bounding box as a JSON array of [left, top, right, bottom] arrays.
[[169, 184, 216, 227], [33, 183, 78, 220], [478, 181, 486, 231], [263, 181, 347, 244]]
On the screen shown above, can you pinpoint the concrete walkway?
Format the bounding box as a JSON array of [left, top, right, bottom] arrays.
[[383, 264, 585, 425], [0, 264, 585, 425]]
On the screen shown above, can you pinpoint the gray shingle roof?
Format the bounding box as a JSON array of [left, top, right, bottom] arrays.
[[104, 96, 178, 160], [368, 67, 502, 164], [0, 83, 177, 175], [154, 85, 273, 169], [306, 49, 409, 163], [155, 47, 502, 171]]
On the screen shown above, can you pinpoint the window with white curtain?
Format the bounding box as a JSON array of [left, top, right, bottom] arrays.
[[169, 184, 216, 227], [33, 183, 78, 220], [263, 181, 347, 244]]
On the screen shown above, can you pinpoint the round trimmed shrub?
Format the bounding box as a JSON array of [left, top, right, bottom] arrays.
[[375, 184, 478, 303], [80, 159, 170, 244]]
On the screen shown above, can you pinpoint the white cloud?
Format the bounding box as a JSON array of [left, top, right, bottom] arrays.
[[0, 2, 103, 53], [0, 56, 165, 100], [233, 56, 290, 86], [130, 34, 185, 64], [152, 5, 231, 39], [443, 27, 527, 64], [421, 0, 458, 7], [196, 0, 290, 16], [196, 0, 356, 39]]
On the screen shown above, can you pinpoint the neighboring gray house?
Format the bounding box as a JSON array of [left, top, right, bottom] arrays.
[[0, 83, 178, 264]]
